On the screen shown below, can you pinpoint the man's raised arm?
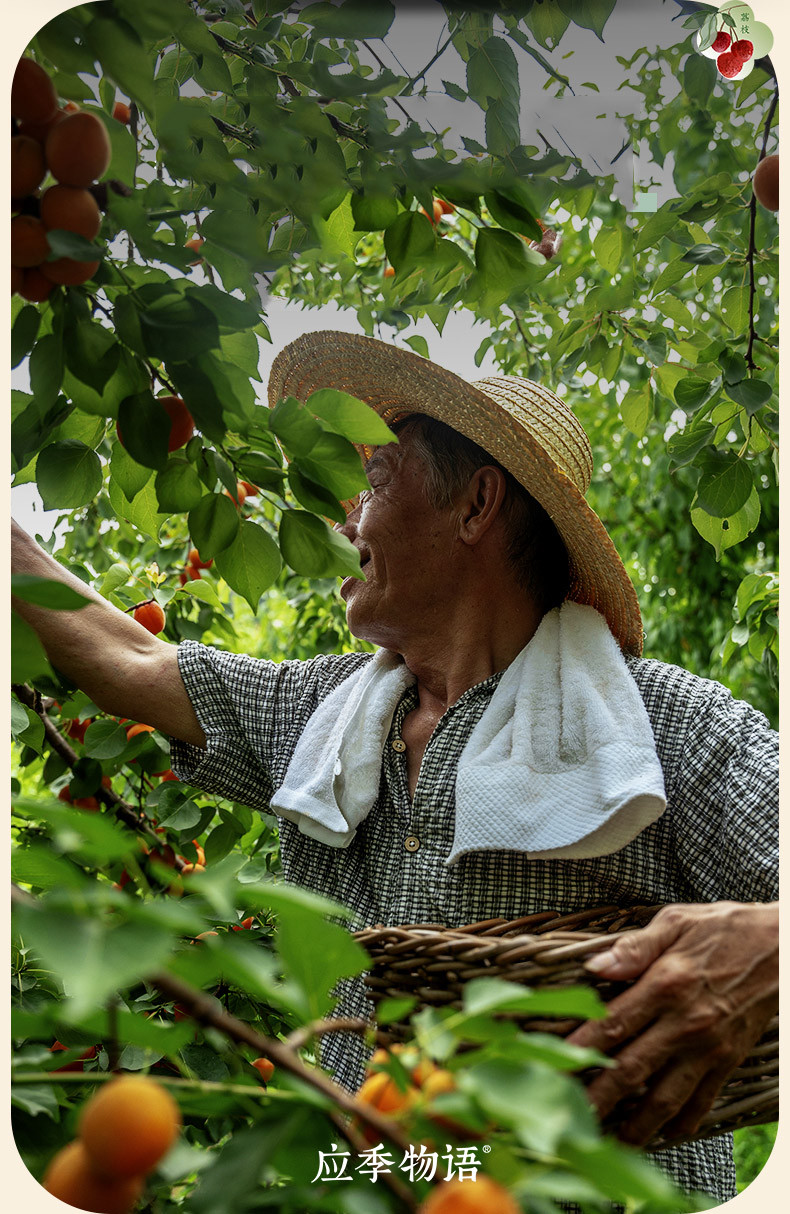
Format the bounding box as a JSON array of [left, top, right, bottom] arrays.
[[11, 520, 206, 749]]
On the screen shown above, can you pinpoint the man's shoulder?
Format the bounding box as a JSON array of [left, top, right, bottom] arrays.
[[624, 653, 773, 735]]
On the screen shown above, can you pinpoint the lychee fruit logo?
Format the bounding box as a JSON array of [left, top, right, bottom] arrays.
[[693, 3, 773, 82]]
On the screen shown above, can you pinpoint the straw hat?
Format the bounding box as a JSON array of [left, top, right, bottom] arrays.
[[268, 330, 643, 655]]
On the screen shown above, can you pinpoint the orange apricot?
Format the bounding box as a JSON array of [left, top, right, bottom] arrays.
[[418, 1174, 522, 1214], [40, 184, 102, 240], [45, 110, 112, 187], [79, 1074, 181, 1179], [11, 265, 24, 295], [132, 601, 166, 634], [40, 256, 100, 286], [19, 267, 55, 302], [12, 58, 58, 126], [42, 1140, 144, 1214], [754, 154, 779, 212], [252, 1057, 275, 1081], [188, 546, 213, 569], [113, 101, 131, 125], [11, 134, 46, 197], [161, 395, 195, 451], [11, 215, 50, 267]]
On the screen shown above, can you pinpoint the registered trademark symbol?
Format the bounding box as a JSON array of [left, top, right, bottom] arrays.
[[482, 1145, 491, 1153]]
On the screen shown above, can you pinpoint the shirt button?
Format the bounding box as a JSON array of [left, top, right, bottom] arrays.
[[391, 738, 406, 753], [404, 834, 420, 853]]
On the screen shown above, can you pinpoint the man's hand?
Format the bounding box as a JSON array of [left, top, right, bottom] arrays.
[[566, 901, 778, 1146]]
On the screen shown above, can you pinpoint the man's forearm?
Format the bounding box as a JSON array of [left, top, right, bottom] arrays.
[[11, 520, 206, 746]]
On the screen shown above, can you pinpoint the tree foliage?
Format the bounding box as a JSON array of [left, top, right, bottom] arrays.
[[11, 1, 778, 1210]]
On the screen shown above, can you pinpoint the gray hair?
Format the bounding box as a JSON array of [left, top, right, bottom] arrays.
[[394, 413, 570, 611]]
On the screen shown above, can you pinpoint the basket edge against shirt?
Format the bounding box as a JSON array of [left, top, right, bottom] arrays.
[[352, 904, 779, 1152]]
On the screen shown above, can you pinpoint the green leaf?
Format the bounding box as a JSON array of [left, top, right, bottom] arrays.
[[524, 0, 570, 49], [695, 450, 754, 518], [593, 226, 627, 275], [11, 613, 55, 686], [269, 397, 325, 458], [138, 292, 221, 363], [468, 1058, 598, 1155], [558, 0, 616, 41], [317, 193, 358, 258], [721, 285, 750, 333], [474, 228, 544, 308], [306, 388, 397, 446], [108, 475, 171, 539], [467, 36, 519, 109], [666, 423, 717, 467], [155, 460, 206, 513], [404, 335, 430, 359], [724, 378, 773, 414], [183, 284, 261, 333], [83, 720, 130, 760], [484, 190, 542, 241], [279, 512, 363, 579], [634, 208, 680, 254], [718, 347, 749, 384], [288, 467, 346, 526], [10, 576, 90, 611], [462, 977, 605, 1022], [383, 211, 436, 272], [188, 494, 241, 560], [351, 192, 400, 231], [11, 305, 41, 369], [85, 14, 157, 117], [36, 441, 103, 510], [109, 441, 153, 501], [30, 333, 65, 411], [213, 521, 282, 612], [297, 432, 370, 500], [300, 0, 395, 39], [673, 376, 720, 414], [619, 382, 652, 438], [275, 901, 369, 1019], [680, 243, 727, 265], [683, 52, 717, 107], [632, 330, 667, 366], [117, 392, 171, 472], [14, 902, 175, 1020], [45, 229, 103, 261]]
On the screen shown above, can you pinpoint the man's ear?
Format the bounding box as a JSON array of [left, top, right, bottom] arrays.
[[455, 465, 508, 546]]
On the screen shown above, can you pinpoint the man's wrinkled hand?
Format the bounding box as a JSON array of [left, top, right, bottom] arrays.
[[565, 901, 778, 1146]]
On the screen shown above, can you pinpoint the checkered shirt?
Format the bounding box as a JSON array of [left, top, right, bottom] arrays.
[[170, 641, 778, 1206]]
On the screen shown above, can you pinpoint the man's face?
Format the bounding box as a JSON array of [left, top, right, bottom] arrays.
[[337, 433, 457, 650]]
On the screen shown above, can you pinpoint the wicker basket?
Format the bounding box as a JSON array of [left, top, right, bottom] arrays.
[[353, 905, 778, 1151]]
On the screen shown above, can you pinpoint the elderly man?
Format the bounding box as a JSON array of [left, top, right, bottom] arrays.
[[12, 331, 778, 1208]]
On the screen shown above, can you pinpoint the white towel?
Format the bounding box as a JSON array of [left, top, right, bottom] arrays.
[[449, 602, 666, 863], [271, 648, 414, 846], [271, 602, 666, 860]]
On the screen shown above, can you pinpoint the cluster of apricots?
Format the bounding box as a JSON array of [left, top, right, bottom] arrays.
[[417, 1173, 522, 1214], [42, 1074, 181, 1214], [11, 57, 112, 302], [356, 1044, 474, 1143]]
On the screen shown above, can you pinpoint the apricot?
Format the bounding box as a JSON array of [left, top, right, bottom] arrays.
[[41, 184, 102, 240], [180, 862, 205, 875], [437, 198, 456, 215], [418, 1174, 522, 1214], [40, 256, 100, 286], [43, 1140, 144, 1214], [11, 215, 50, 267], [754, 154, 779, 212], [126, 722, 155, 739], [19, 267, 55, 303], [160, 395, 195, 451], [179, 563, 201, 585], [18, 107, 68, 145], [11, 265, 24, 295], [12, 58, 58, 126], [185, 236, 204, 263], [79, 1074, 181, 1179], [357, 1070, 420, 1116], [252, 1057, 275, 1081], [223, 482, 248, 507], [132, 601, 166, 634], [384, 265, 395, 277], [11, 134, 46, 197], [188, 546, 213, 569], [113, 101, 131, 125], [45, 111, 112, 187]]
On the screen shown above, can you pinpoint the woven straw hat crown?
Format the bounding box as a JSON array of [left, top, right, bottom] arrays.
[[268, 330, 643, 655]]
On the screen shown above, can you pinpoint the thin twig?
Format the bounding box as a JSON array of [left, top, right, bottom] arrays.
[[285, 1016, 372, 1051]]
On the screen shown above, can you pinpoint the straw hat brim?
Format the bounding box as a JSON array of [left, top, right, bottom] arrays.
[[268, 330, 643, 656]]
